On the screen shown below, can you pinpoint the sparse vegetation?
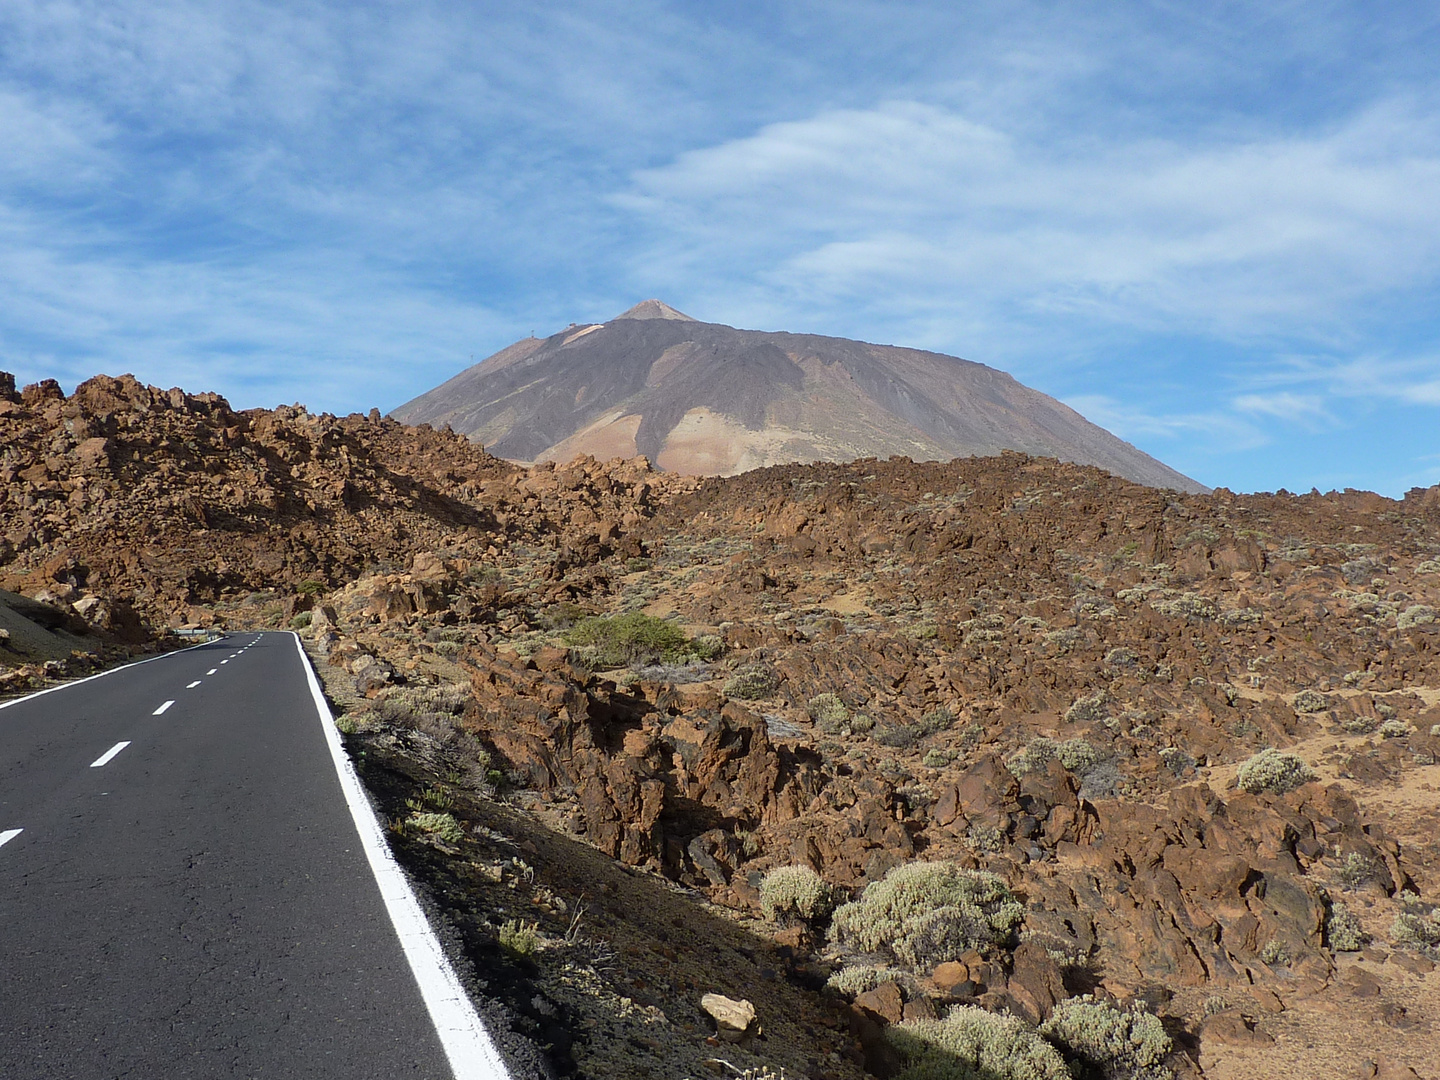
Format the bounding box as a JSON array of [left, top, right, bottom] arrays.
[[1259, 939, 1290, 966], [1236, 748, 1316, 794], [888, 1007, 1070, 1080], [723, 663, 779, 700], [1039, 996, 1173, 1080], [807, 693, 849, 729], [1326, 901, 1367, 952], [1391, 907, 1440, 957], [407, 810, 465, 844], [1397, 604, 1436, 630], [1292, 689, 1332, 713], [499, 918, 540, 957], [759, 866, 834, 924], [830, 862, 1023, 969], [825, 964, 901, 997], [563, 611, 712, 668]]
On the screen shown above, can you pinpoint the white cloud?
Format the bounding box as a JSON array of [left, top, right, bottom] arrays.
[[621, 99, 1440, 341]]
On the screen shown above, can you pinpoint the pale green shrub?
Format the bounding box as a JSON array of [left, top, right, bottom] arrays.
[[1391, 909, 1440, 957], [808, 692, 849, 728], [1039, 996, 1173, 1080], [888, 1007, 1069, 1080], [724, 663, 779, 700], [1008, 737, 1057, 776], [1236, 749, 1316, 794], [1379, 718, 1412, 739], [1065, 691, 1109, 726], [498, 918, 539, 957], [1259, 939, 1290, 966], [1326, 901, 1367, 952], [407, 811, 465, 844], [1397, 605, 1436, 630], [760, 865, 834, 923], [1056, 738, 1101, 774], [830, 862, 1023, 968], [1292, 689, 1332, 713]]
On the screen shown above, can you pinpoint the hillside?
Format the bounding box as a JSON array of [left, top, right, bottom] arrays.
[[392, 301, 1207, 492], [5, 367, 1440, 1079]]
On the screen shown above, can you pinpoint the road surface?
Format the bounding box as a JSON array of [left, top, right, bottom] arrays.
[[0, 632, 507, 1079]]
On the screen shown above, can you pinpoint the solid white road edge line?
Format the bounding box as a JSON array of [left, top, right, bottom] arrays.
[[90, 741, 131, 768], [0, 637, 221, 714], [0, 828, 21, 848], [154, 700, 174, 715], [290, 632, 510, 1080]]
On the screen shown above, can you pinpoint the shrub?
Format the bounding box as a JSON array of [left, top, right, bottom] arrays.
[[1065, 692, 1109, 726], [1416, 559, 1440, 575], [888, 1007, 1070, 1080], [1158, 747, 1195, 777], [875, 710, 951, 748], [826, 964, 901, 997], [1391, 908, 1440, 957], [1397, 605, 1436, 630], [1008, 737, 1056, 776], [407, 811, 465, 844], [1236, 749, 1316, 794], [1292, 689, 1332, 713], [289, 611, 313, 629], [1379, 718, 1412, 739], [562, 611, 703, 668], [1259, 939, 1289, 966], [1326, 901, 1367, 952], [498, 918, 539, 957], [1039, 996, 1173, 1080], [830, 862, 1023, 969], [1056, 738, 1101, 774], [808, 693, 850, 727], [1078, 762, 1127, 801], [723, 663, 779, 700], [1337, 851, 1380, 889], [1151, 592, 1215, 620], [760, 865, 834, 923]]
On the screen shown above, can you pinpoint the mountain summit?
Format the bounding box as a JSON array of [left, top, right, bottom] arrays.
[[392, 304, 1206, 492]]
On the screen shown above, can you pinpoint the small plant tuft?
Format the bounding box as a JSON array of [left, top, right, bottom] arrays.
[[499, 918, 539, 957], [724, 663, 779, 700], [1326, 901, 1367, 952], [407, 810, 465, 844], [563, 612, 709, 668]]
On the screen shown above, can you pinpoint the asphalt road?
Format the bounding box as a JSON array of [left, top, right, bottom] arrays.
[[0, 632, 498, 1080]]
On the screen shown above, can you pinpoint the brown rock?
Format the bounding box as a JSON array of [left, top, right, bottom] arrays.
[[853, 980, 904, 1026], [1005, 940, 1067, 1023], [1200, 1011, 1275, 1047], [930, 960, 971, 995]]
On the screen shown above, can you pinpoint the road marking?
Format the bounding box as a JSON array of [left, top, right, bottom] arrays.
[[207, 668, 218, 675], [220, 660, 229, 664], [186, 681, 201, 688], [90, 741, 131, 768], [0, 637, 217, 713], [292, 633, 511, 1080], [153, 700, 174, 715], [0, 829, 21, 849]]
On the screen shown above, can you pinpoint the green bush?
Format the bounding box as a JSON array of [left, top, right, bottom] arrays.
[[1391, 908, 1440, 957], [407, 811, 465, 844], [563, 612, 705, 668], [888, 1007, 1070, 1080], [499, 918, 539, 957], [1038, 996, 1173, 1080], [808, 693, 850, 731], [1379, 718, 1412, 739], [760, 865, 835, 923], [1292, 689, 1332, 713], [831, 862, 1023, 970], [1397, 604, 1436, 630], [1236, 748, 1316, 794], [289, 611, 313, 629], [723, 663, 779, 700], [1065, 692, 1109, 726], [1326, 901, 1367, 952]]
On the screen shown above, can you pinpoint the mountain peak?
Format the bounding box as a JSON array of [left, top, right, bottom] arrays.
[[614, 299, 698, 322]]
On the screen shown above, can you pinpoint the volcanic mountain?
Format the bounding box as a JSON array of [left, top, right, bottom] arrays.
[[393, 301, 1206, 492]]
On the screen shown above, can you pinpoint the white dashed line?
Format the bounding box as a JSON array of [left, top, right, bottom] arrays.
[[90, 741, 131, 768], [0, 829, 22, 849], [220, 660, 229, 665], [153, 700, 174, 715], [186, 681, 201, 689], [207, 668, 218, 675]]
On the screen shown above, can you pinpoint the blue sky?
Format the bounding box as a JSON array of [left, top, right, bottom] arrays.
[[2, 1, 1439, 495]]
